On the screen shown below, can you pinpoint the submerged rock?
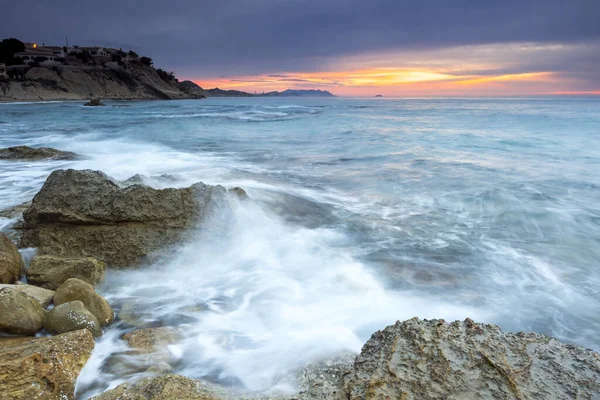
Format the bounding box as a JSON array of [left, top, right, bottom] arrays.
[[26, 255, 106, 290], [122, 327, 180, 351], [84, 98, 106, 106], [228, 187, 248, 199], [343, 318, 600, 400], [43, 300, 102, 337], [0, 329, 94, 400], [0, 233, 22, 284], [20, 169, 231, 267], [54, 278, 114, 326], [0, 287, 44, 335], [0, 283, 54, 308], [0, 145, 82, 161]]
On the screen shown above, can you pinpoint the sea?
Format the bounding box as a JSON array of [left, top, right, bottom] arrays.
[[1, 97, 599, 397]]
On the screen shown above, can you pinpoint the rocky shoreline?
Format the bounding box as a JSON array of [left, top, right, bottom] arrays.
[[0, 147, 599, 399]]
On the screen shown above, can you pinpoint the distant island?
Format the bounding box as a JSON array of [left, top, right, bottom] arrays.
[[374, 94, 383, 97], [207, 88, 336, 98]]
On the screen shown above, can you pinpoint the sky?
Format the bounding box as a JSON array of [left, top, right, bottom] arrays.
[[1, 0, 599, 96]]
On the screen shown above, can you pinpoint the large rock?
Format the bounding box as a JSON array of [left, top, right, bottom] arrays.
[[0, 233, 23, 284], [0, 145, 82, 161], [0, 283, 54, 308], [26, 255, 106, 290], [91, 374, 220, 400], [43, 300, 102, 337], [54, 278, 114, 326], [0, 329, 94, 400], [0, 287, 44, 335], [343, 318, 600, 400], [20, 169, 229, 267]]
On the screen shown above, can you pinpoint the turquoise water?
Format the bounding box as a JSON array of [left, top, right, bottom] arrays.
[[1, 97, 600, 394]]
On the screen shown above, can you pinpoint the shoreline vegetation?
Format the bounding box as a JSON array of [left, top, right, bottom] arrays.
[[0, 38, 334, 102], [0, 145, 599, 399]]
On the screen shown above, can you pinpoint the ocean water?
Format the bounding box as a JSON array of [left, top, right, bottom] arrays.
[[1, 97, 599, 396]]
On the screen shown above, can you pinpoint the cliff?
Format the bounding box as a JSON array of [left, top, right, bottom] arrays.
[[0, 64, 206, 102]]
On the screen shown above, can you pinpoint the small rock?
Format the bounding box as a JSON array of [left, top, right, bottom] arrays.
[[146, 361, 173, 375], [0, 287, 44, 335], [0, 233, 23, 284], [228, 187, 248, 199], [43, 300, 102, 337], [0, 201, 31, 219], [27, 255, 106, 290], [0, 283, 54, 308], [122, 327, 180, 351], [54, 278, 114, 326], [83, 99, 106, 107], [0, 145, 82, 161]]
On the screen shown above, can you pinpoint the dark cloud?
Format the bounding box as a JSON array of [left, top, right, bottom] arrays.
[[1, 0, 599, 82]]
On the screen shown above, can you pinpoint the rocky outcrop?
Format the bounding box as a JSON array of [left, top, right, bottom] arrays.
[[43, 300, 102, 337], [0, 329, 94, 400], [91, 374, 220, 400], [342, 318, 600, 400], [54, 278, 114, 326], [0, 287, 44, 335], [20, 169, 230, 267], [178, 80, 207, 98], [0, 146, 82, 161], [27, 255, 106, 290], [0, 233, 23, 284], [0, 283, 54, 308], [84, 98, 106, 106]]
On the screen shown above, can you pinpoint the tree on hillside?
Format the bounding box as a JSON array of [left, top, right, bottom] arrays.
[[140, 56, 153, 66], [0, 38, 26, 65]]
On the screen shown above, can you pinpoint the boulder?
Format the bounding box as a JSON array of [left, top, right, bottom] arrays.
[[228, 187, 248, 199], [343, 318, 600, 400], [26, 255, 106, 290], [43, 300, 102, 337], [91, 374, 220, 400], [20, 169, 230, 267], [84, 99, 106, 106], [54, 278, 114, 326], [0, 329, 94, 399], [0, 233, 23, 284], [0, 283, 54, 308], [122, 327, 180, 351], [0, 145, 82, 161], [0, 287, 44, 335]]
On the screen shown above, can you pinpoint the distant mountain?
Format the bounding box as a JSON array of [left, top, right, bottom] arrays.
[[205, 88, 336, 98], [374, 94, 384, 98]]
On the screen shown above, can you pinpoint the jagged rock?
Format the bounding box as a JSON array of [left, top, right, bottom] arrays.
[[0, 287, 44, 335], [84, 98, 106, 106], [54, 278, 114, 326], [0, 329, 94, 399], [43, 300, 102, 337], [20, 169, 230, 267], [90, 374, 221, 400], [0, 283, 54, 308], [228, 187, 248, 199], [26, 255, 106, 290], [343, 318, 600, 400], [0, 233, 23, 284], [0, 145, 82, 160], [122, 327, 180, 351]]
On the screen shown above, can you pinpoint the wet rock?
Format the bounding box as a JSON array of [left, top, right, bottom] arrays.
[[146, 361, 173, 375], [228, 187, 248, 199], [26, 255, 106, 290], [90, 374, 221, 400], [0, 287, 44, 335], [20, 169, 229, 267], [0, 283, 54, 308], [43, 300, 102, 337], [0, 233, 23, 284], [0, 329, 94, 400], [123, 327, 180, 351], [84, 98, 106, 106], [343, 318, 600, 400], [0, 145, 82, 161], [0, 201, 31, 219], [54, 278, 114, 326]]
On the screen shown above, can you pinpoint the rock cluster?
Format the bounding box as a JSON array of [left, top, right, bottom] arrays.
[[0, 145, 82, 161]]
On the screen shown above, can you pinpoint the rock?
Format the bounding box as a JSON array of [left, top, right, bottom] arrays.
[[43, 300, 102, 337], [122, 327, 180, 351], [54, 278, 114, 326], [343, 318, 600, 400], [0, 233, 23, 284], [0, 283, 54, 308], [146, 361, 173, 375], [0, 145, 82, 161], [228, 187, 248, 199], [0, 201, 31, 219], [90, 374, 221, 400], [0, 329, 94, 399], [26, 255, 106, 290], [0, 287, 44, 335], [84, 98, 106, 106], [21, 169, 229, 267]]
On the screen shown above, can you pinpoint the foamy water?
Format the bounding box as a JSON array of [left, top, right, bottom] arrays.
[[1, 97, 599, 397]]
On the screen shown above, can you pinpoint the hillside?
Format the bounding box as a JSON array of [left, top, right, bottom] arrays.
[[206, 87, 336, 97]]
